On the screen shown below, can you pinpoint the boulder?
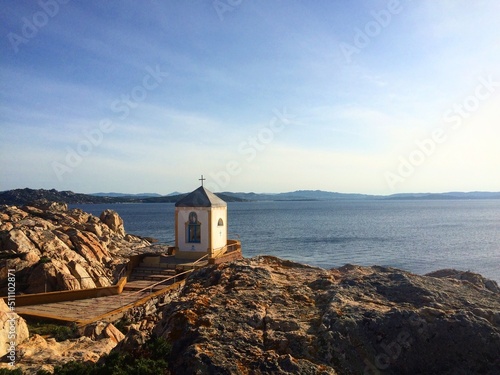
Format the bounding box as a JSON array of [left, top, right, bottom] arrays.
[[426, 268, 500, 293], [22, 250, 40, 264], [100, 209, 125, 236], [27, 229, 70, 255], [28, 199, 68, 212], [153, 256, 500, 375], [0, 221, 13, 231], [3, 229, 38, 254], [116, 324, 150, 354], [0, 203, 150, 294], [0, 299, 30, 358], [2, 206, 28, 221], [25, 260, 80, 293], [10, 333, 120, 374], [83, 321, 125, 344], [66, 229, 110, 264], [68, 261, 98, 289]]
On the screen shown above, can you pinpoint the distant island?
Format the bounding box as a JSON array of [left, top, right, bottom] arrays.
[[0, 188, 246, 206], [1, 188, 500, 206]]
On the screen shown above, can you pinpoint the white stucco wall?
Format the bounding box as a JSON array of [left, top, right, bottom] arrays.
[[176, 207, 209, 253], [211, 206, 227, 252]]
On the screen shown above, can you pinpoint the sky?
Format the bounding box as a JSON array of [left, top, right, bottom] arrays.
[[1, 0, 499, 195]]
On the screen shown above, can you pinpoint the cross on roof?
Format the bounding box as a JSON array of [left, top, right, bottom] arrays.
[[199, 175, 206, 187]]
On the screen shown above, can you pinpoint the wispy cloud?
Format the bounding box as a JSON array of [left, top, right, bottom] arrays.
[[1, 1, 499, 193]]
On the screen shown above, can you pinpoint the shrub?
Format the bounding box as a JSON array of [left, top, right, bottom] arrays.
[[0, 369, 23, 375], [38, 256, 51, 264], [28, 322, 79, 342], [52, 336, 171, 375], [51, 361, 93, 375]]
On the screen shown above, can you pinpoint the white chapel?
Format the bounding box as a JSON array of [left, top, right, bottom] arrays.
[[173, 182, 230, 260]]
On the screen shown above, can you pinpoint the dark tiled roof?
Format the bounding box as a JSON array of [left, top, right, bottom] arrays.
[[175, 186, 227, 208]]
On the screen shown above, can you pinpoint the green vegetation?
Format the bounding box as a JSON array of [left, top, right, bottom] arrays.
[[0, 369, 23, 375], [38, 256, 51, 264], [4, 336, 171, 375], [44, 336, 171, 375], [27, 322, 80, 342]]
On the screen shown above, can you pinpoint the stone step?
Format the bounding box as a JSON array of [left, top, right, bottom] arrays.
[[134, 266, 177, 274], [123, 279, 173, 292], [132, 272, 176, 279], [130, 274, 178, 282], [139, 262, 176, 269]]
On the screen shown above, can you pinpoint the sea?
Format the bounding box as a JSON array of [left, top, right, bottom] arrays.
[[71, 200, 500, 283]]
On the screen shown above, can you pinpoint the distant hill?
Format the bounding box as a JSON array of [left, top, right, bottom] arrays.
[[166, 191, 183, 196], [0, 188, 246, 205], [385, 192, 500, 200], [224, 190, 500, 201], [91, 192, 162, 198], [142, 192, 246, 203], [275, 190, 375, 201], [0, 188, 118, 205], [1, 188, 499, 206], [221, 190, 374, 201]]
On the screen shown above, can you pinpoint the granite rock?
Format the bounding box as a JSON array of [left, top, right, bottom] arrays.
[[0, 299, 29, 358], [0, 202, 151, 293], [153, 256, 500, 375]]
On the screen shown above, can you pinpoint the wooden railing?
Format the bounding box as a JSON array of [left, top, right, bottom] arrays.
[[209, 239, 242, 265], [127, 269, 193, 296], [191, 253, 209, 266], [2, 242, 242, 308], [1, 253, 147, 307]]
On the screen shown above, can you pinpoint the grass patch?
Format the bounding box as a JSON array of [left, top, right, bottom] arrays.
[[50, 336, 172, 375], [27, 321, 80, 342], [0, 369, 23, 375]]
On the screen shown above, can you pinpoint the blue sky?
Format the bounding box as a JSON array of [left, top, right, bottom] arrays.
[[1, 0, 499, 194]]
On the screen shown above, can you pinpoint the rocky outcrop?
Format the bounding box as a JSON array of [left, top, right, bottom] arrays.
[[0, 201, 151, 293], [6, 322, 123, 374], [153, 256, 500, 375], [426, 268, 500, 293], [100, 209, 125, 237], [0, 299, 29, 358], [83, 321, 125, 343]]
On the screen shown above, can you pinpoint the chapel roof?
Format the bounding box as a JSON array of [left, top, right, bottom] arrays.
[[175, 186, 227, 208]]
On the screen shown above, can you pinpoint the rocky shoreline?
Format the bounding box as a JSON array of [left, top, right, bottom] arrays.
[[149, 257, 500, 374], [1, 203, 499, 374], [0, 200, 153, 295]]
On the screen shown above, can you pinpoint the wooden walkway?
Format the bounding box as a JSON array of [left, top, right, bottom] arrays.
[[11, 247, 242, 327], [14, 256, 206, 326], [15, 289, 157, 325]]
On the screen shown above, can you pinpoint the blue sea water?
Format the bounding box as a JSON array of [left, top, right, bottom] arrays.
[[72, 200, 500, 283]]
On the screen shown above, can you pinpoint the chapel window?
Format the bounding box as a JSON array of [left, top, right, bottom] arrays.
[[218, 218, 224, 226], [187, 212, 201, 243]]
